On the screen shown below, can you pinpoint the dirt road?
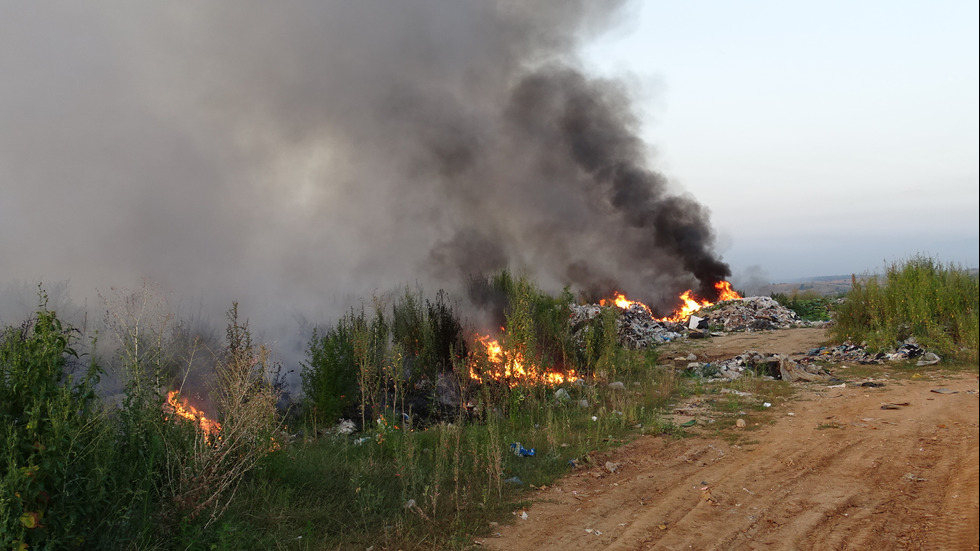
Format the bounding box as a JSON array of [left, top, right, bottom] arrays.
[[483, 330, 979, 550]]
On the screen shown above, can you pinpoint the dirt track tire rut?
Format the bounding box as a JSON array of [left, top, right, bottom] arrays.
[[483, 375, 978, 551]]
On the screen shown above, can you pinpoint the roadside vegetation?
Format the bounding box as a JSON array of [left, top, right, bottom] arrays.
[[770, 290, 837, 322], [830, 255, 979, 362], [2, 256, 977, 549]]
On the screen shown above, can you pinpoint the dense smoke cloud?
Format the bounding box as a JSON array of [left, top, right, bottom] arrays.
[[1, 1, 729, 334]]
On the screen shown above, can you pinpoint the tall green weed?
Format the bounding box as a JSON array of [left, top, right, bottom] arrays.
[[831, 256, 979, 361]]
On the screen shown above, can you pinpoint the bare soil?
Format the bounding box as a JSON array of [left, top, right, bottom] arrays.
[[481, 328, 979, 550]]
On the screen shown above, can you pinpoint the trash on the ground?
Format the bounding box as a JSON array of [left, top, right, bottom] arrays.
[[735, 419, 747, 428], [778, 355, 828, 382], [930, 388, 958, 394], [917, 352, 941, 366], [605, 461, 618, 473], [503, 476, 523, 485], [335, 419, 356, 435], [861, 382, 885, 388], [554, 388, 571, 401], [763, 402, 772, 408], [578, 399, 590, 408], [680, 419, 697, 427], [608, 381, 626, 390], [403, 499, 416, 509], [880, 402, 909, 410], [510, 442, 535, 457]]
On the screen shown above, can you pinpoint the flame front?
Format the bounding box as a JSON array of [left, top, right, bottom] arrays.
[[165, 390, 222, 438], [604, 280, 742, 322], [600, 293, 652, 315], [468, 334, 578, 387]]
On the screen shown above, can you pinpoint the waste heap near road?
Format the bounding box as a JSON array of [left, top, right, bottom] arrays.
[[570, 295, 820, 350]]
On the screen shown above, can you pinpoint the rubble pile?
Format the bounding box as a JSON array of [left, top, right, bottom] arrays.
[[570, 296, 822, 350], [697, 296, 810, 331], [801, 339, 942, 367], [569, 303, 683, 349], [681, 351, 829, 382]]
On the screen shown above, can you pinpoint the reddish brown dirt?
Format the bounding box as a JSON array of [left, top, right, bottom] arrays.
[[480, 329, 979, 551]]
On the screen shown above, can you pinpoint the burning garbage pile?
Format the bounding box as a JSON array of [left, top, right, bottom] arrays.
[[570, 281, 819, 350]]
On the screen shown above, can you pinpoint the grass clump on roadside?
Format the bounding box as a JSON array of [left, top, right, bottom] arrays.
[[830, 256, 979, 362]]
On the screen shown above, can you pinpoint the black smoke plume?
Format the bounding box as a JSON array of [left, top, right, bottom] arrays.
[[1, 0, 730, 334]]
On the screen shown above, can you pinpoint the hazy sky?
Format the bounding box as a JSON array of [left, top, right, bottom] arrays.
[[584, 0, 979, 282], [1, 1, 977, 342]]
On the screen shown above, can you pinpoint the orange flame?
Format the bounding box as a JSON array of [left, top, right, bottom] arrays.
[[600, 293, 652, 315], [468, 334, 578, 387], [165, 390, 222, 438], [603, 280, 742, 323]]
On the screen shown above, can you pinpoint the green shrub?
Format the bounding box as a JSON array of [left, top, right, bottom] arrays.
[[830, 256, 979, 361], [0, 299, 108, 550], [770, 291, 834, 321]]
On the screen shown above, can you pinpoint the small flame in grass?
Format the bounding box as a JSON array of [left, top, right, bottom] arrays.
[[165, 390, 222, 438], [468, 334, 578, 387], [604, 281, 742, 322]]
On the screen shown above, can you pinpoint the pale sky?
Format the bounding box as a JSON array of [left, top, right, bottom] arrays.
[[584, 0, 979, 281]]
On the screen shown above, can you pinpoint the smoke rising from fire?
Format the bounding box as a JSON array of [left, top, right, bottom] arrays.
[[1, 1, 729, 331]]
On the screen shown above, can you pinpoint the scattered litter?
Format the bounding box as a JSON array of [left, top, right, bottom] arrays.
[[503, 476, 523, 485], [763, 402, 772, 408], [605, 461, 619, 473], [735, 418, 746, 428], [827, 383, 846, 389], [861, 382, 885, 388], [680, 419, 697, 427], [335, 419, 356, 435], [902, 473, 927, 482], [880, 402, 910, 410], [931, 388, 958, 394], [518, 510, 528, 520], [510, 442, 535, 457]]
